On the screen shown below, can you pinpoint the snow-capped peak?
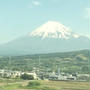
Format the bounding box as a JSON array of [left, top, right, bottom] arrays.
[[29, 21, 79, 39]]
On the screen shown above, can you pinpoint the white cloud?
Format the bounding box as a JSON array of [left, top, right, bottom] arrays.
[[80, 34, 90, 38], [85, 34, 90, 38], [32, 1, 41, 6], [84, 8, 90, 19], [28, 0, 41, 8]]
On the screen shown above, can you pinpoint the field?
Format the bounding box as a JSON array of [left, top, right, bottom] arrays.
[[0, 79, 90, 90]]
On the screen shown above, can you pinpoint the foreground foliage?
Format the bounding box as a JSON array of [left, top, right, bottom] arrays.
[[27, 81, 41, 87], [0, 79, 89, 90]]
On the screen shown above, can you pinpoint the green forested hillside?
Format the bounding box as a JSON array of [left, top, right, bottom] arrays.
[[0, 50, 90, 74]]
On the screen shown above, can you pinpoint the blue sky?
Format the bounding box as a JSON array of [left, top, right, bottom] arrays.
[[0, 0, 90, 44]]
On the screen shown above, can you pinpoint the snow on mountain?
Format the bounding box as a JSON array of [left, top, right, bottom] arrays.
[[29, 21, 80, 39], [0, 21, 89, 56]]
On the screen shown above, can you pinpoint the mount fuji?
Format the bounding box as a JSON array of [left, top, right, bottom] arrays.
[[0, 21, 90, 56]]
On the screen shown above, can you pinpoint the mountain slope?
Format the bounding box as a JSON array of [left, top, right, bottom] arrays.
[[0, 21, 90, 56]]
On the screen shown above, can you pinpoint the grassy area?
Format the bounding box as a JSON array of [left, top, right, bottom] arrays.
[[0, 79, 90, 90]]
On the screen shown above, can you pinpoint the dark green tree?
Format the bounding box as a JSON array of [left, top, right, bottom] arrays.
[[20, 73, 34, 80]]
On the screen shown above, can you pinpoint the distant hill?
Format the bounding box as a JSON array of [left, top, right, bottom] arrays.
[[0, 49, 90, 74]]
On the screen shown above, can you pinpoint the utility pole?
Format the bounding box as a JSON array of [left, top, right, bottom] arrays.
[[6, 56, 11, 86], [58, 67, 61, 76], [39, 56, 41, 66], [88, 50, 90, 81], [38, 56, 41, 73], [8, 56, 11, 70]]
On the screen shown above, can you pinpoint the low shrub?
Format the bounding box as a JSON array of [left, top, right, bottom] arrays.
[[42, 86, 56, 90], [20, 73, 34, 80], [27, 81, 41, 87]]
